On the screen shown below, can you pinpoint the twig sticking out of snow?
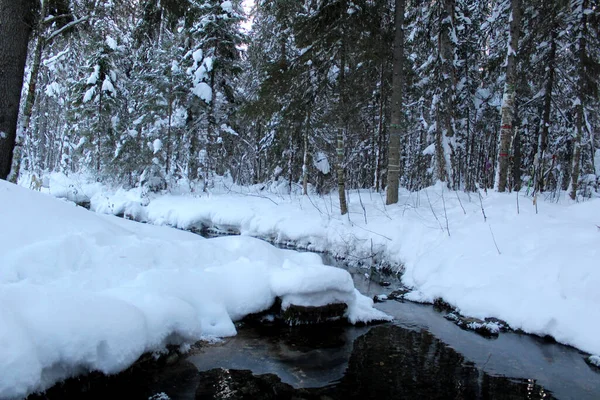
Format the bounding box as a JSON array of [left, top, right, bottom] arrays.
[[489, 225, 501, 255], [442, 188, 450, 237], [477, 188, 487, 222], [358, 190, 368, 224], [455, 190, 466, 215], [425, 189, 444, 233], [221, 180, 280, 205]]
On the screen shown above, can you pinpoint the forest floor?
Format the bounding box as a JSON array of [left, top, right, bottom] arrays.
[[33, 172, 600, 359]]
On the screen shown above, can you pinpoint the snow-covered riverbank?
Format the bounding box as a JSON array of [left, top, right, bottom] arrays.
[[0, 180, 389, 399], [39, 173, 600, 358]]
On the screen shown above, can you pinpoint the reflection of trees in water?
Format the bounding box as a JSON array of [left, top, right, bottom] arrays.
[[28, 324, 554, 399], [337, 325, 552, 400]]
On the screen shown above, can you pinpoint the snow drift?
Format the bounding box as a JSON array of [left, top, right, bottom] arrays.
[[0, 181, 390, 399], [41, 173, 600, 358]]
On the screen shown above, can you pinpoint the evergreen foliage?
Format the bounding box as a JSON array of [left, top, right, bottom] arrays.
[[11, 0, 600, 203]]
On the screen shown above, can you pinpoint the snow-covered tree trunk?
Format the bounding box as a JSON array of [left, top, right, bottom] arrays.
[[302, 118, 309, 195], [188, 111, 200, 182], [385, 0, 406, 205], [337, 20, 348, 216], [495, 0, 521, 192], [0, 0, 34, 180], [10, 0, 49, 183], [569, 0, 588, 200], [165, 75, 173, 176], [435, 0, 457, 188], [374, 61, 386, 192], [535, 29, 557, 194]]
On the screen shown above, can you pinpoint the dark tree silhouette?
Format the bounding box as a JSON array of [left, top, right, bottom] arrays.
[[0, 0, 35, 179]]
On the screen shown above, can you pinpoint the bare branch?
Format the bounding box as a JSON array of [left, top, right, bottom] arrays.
[[45, 16, 89, 43]]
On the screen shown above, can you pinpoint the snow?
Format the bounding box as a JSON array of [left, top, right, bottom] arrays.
[[0, 180, 388, 399], [38, 174, 600, 358], [221, 1, 233, 14], [105, 35, 118, 50], [46, 171, 104, 204], [0, 131, 6, 139], [313, 152, 330, 174], [153, 139, 163, 154], [422, 143, 435, 155], [192, 82, 213, 103], [45, 82, 62, 98], [86, 65, 100, 85], [102, 78, 115, 94], [171, 60, 180, 73], [83, 87, 95, 103], [192, 49, 203, 62], [590, 355, 600, 367]]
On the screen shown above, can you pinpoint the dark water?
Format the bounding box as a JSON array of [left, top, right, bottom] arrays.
[[177, 254, 600, 400], [28, 247, 600, 400]]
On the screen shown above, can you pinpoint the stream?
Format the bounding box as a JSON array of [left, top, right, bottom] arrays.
[[29, 241, 600, 400]]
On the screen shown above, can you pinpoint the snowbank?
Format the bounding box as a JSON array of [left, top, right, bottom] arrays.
[[0, 181, 389, 399], [42, 174, 600, 358]]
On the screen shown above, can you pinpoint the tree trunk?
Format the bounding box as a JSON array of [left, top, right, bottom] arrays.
[[535, 28, 557, 193], [336, 14, 348, 216], [495, 0, 521, 192], [336, 127, 348, 215], [288, 128, 294, 193], [165, 74, 173, 175], [187, 110, 199, 182], [0, 0, 34, 180], [385, 0, 406, 205], [569, 0, 588, 200], [374, 62, 385, 192], [9, 0, 49, 183], [436, 0, 457, 188], [302, 117, 309, 195], [512, 99, 522, 191]]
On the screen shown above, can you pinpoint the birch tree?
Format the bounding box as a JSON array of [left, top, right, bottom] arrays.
[[495, 0, 521, 192]]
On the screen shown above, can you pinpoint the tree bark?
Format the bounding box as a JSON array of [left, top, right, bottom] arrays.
[[495, 0, 521, 192], [9, 0, 48, 183], [569, 0, 588, 200], [302, 115, 309, 195], [374, 60, 385, 192], [336, 11, 348, 216], [0, 0, 34, 180], [435, 0, 457, 188], [535, 28, 557, 193], [385, 0, 406, 205]]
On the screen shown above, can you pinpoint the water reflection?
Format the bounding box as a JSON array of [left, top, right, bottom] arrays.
[[335, 325, 552, 399], [188, 323, 371, 388], [189, 324, 553, 399]]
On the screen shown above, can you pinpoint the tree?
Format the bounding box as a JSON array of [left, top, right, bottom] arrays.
[[495, 0, 522, 192], [0, 0, 35, 180], [10, 0, 87, 182], [385, 0, 406, 205], [569, 0, 594, 199]]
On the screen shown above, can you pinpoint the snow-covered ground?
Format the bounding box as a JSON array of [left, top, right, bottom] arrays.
[[37, 173, 600, 359], [0, 180, 389, 399]]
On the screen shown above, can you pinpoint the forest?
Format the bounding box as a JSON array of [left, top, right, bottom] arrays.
[[1, 2, 600, 398], [1, 0, 599, 211]]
